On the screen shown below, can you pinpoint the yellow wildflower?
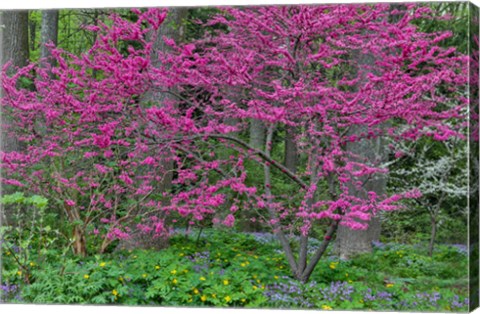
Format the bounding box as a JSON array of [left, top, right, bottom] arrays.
[[386, 283, 394, 288], [329, 262, 337, 270], [322, 305, 333, 310], [179, 253, 184, 257], [274, 276, 279, 280], [252, 285, 257, 290], [256, 279, 261, 283], [99, 262, 106, 267], [193, 288, 199, 294], [201, 295, 207, 302], [171, 269, 177, 275], [155, 265, 161, 270], [211, 293, 217, 298], [200, 276, 206, 281], [29, 262, 35, 267], [17, 271, 22, 276], [241, 263, 246, 267], [225, 296, 232, 302], [142, 273, 148, 278], [241, 298, 246, 303], [223, 279, 229, 285], [172, 278, 178, 284], [84, 274, 90, 279], [112, 290, 118, 296], [253, 275, 257, 279], [119, 277, 123, 282]]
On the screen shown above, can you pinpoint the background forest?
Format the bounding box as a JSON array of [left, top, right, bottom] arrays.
[[0, 2, 476, 312]]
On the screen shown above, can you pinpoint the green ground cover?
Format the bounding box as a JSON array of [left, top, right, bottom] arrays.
[[1, 229, 469, 311]]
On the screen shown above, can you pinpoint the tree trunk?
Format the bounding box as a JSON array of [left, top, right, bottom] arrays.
[[335, 131, 386, 259], [250, 119, 265, 150], [0, 10, 29, 153], [121, 8, 188, 250], [332, 5, 404, 258], [145, 8, 188, 194], [284, 125, 298, 173], [428, 216, 436, 257], [72, 225, 87, 257], [40, 10, 59, 69]]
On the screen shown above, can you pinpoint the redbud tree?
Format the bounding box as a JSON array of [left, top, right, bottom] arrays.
[[1, 5, 468, 282]]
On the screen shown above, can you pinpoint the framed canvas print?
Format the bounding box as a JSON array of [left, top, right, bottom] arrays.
[[0, 0, 478, 313]]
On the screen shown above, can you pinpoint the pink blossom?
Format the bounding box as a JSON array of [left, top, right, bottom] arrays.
[[223, 214, 235, 227]]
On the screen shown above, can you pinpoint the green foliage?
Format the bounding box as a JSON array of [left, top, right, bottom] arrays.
[[1, 229, 468, 311]]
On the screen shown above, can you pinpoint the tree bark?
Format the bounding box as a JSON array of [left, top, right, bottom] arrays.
[[332, 4, 405, 258], [428, 216, 436, 257], [1, 10, 29, 153], [40, 10, 59, 68], [335, 130, 386, 259], [121, 8, 189, 250], [284, 125, 298, 173], [145, 8, 188, 194], [250, 119, 265, 150]]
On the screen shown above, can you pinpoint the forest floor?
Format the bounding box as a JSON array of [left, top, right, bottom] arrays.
[[1, 229, 470, 311]]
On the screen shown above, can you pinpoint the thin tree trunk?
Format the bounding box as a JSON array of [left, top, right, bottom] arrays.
[[64, 202, 87, 256], [264, 125, 299, 275], [428, 216, 436, 257]]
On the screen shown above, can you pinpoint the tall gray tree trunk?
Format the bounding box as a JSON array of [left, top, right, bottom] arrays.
[[1, 10, 29, 153], [118, 8, 189, 250], [333, 4, 406, 259], [0, 10, 30, 292], [40, 10, 59, 68], [335, 132, 386, 259], [144, 8, 188, 194], [284, 125, 298, 173], [250, 119, 265, 150]]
